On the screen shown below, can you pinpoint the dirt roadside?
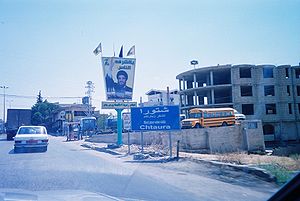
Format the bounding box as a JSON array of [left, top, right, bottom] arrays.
[[81, 141, 299, 185]]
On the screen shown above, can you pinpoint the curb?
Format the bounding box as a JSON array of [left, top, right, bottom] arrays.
[[187, 157, 276, 183], [81, 143, 121, 156]]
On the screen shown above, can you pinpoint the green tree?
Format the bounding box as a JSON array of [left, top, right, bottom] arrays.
[[31, 92, 60, 131], [37, 90, 43, 103]]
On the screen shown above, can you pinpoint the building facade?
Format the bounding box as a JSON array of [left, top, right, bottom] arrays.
[[52, 103, 96, 132], [142, 89, 180, 106], [176, 64, 300, 143]]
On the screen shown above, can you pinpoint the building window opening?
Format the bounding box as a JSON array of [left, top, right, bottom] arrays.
[[295, 68, 300, 79], [288, 103, 292, 114], [264, 85, 275, 96], [240, 86, 253, 96], [298, 103, 300, 114], [242, 104, 254, 115], [263, 124, 275, 135], [266, 104, 276, 114], [214, 88, 232, 104], [285, 68, 289, 78], [187, 81, 193, 89], [297, 86, 300, 96], [187, 95, 193, 106], [287, 85, 291, 96], [263, 67, 274, 78], [240, 67, 251, 78], [213, 69, 231, 85]]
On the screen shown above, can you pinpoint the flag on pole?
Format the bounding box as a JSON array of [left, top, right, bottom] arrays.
[[93, 42, 102, 55], [119, 45, 123, 58], [127, 45, 135, 56]]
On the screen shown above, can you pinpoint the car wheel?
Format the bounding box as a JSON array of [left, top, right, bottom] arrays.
[[195, 124, 201, 128], [222, 122, 228, 126]]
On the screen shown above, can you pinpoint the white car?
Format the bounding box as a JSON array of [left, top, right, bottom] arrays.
[[14, 126, 49, 153], [233, 109, 246, 120]]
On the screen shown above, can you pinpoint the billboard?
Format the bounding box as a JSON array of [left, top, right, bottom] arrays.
[[131, 105, 180, 131], [102, 57, 136, 101]]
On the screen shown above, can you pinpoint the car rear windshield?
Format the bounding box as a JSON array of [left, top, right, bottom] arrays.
[[18, 127, 46, 134]]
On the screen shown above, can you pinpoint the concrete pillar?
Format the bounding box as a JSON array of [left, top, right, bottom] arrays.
[[193, 73, 197, 88], [183, 93, 187, 107], [183, 78, 186, 90], [211, 88, 215, 104], [178, 79, 182, 91], [179, 94, 183, 107], [194, 91, 198, 105], [210, 71, 214, 85]]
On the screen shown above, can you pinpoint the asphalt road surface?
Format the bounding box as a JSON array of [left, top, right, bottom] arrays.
[[0, 135, 278, 201]]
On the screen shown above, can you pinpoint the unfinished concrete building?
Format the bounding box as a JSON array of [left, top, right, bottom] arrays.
[[176, 64, 300, 143]]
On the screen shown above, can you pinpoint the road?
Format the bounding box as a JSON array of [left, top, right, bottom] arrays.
[[0, 134, 278, 201]]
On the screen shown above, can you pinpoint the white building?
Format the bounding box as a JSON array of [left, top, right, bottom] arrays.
[[142, 89, 180, 106]]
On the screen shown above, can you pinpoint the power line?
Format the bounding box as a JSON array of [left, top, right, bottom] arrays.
[[0, 93, 83, 100]]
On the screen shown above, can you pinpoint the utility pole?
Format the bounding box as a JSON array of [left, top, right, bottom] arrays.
[[85, 81, 95, 117], [167, 86, 172, 158], [0, 86, 8, 127]]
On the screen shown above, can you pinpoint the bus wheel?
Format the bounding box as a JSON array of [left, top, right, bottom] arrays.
[[195, 123, 201, 128], [222, 122, 228, 126]]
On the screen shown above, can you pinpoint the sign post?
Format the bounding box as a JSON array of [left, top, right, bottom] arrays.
[[102, 102, 137, 146], [167, 87, 172, 157], [99, 50, 137, 147], [122, 112, 131, 154], [116, 109, 123, 145], [131, 105, 180, 158]]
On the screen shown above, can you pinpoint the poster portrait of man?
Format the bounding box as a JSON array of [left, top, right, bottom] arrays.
[[102, 57, 136, 100]]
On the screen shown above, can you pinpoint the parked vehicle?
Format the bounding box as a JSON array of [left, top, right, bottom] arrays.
[[233, 109, 246, 120], [14, 126, 48, 153], [6, 109, 32, 140], [106, 116, 117, 133], [180, 114, 186, 121], [80, 117, 97, 137], [181, 108, 235, 129]]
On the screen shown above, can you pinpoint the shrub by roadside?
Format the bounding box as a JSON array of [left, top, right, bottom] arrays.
[[181, 152, 300, 185]]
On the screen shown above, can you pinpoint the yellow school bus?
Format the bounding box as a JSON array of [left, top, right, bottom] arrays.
[[181, 108, 235, 129]]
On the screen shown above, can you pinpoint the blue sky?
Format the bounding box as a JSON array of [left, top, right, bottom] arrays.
[[0, 0, 300, 118]]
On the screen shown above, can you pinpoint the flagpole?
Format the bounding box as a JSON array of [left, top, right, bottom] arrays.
[[113, 43, 115, 57]]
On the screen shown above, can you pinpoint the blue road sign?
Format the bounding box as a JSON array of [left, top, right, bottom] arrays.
[[131, 105, 180, 131]]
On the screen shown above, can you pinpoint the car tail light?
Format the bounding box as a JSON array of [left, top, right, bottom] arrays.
[[42, 139, 48, 143], [15, 140, 22, 143]]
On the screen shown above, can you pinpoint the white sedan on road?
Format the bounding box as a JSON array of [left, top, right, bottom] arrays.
[[14, 126, 49, 153]]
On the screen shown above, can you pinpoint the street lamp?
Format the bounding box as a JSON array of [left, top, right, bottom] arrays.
[[0, 86, 8, 123], [190, 60, 198, 69]]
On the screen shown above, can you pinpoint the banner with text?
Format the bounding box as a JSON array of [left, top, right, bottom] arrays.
[[101, 101, 137, 109], [102, 57, 136, 101], [131, 105, 180, 131]]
